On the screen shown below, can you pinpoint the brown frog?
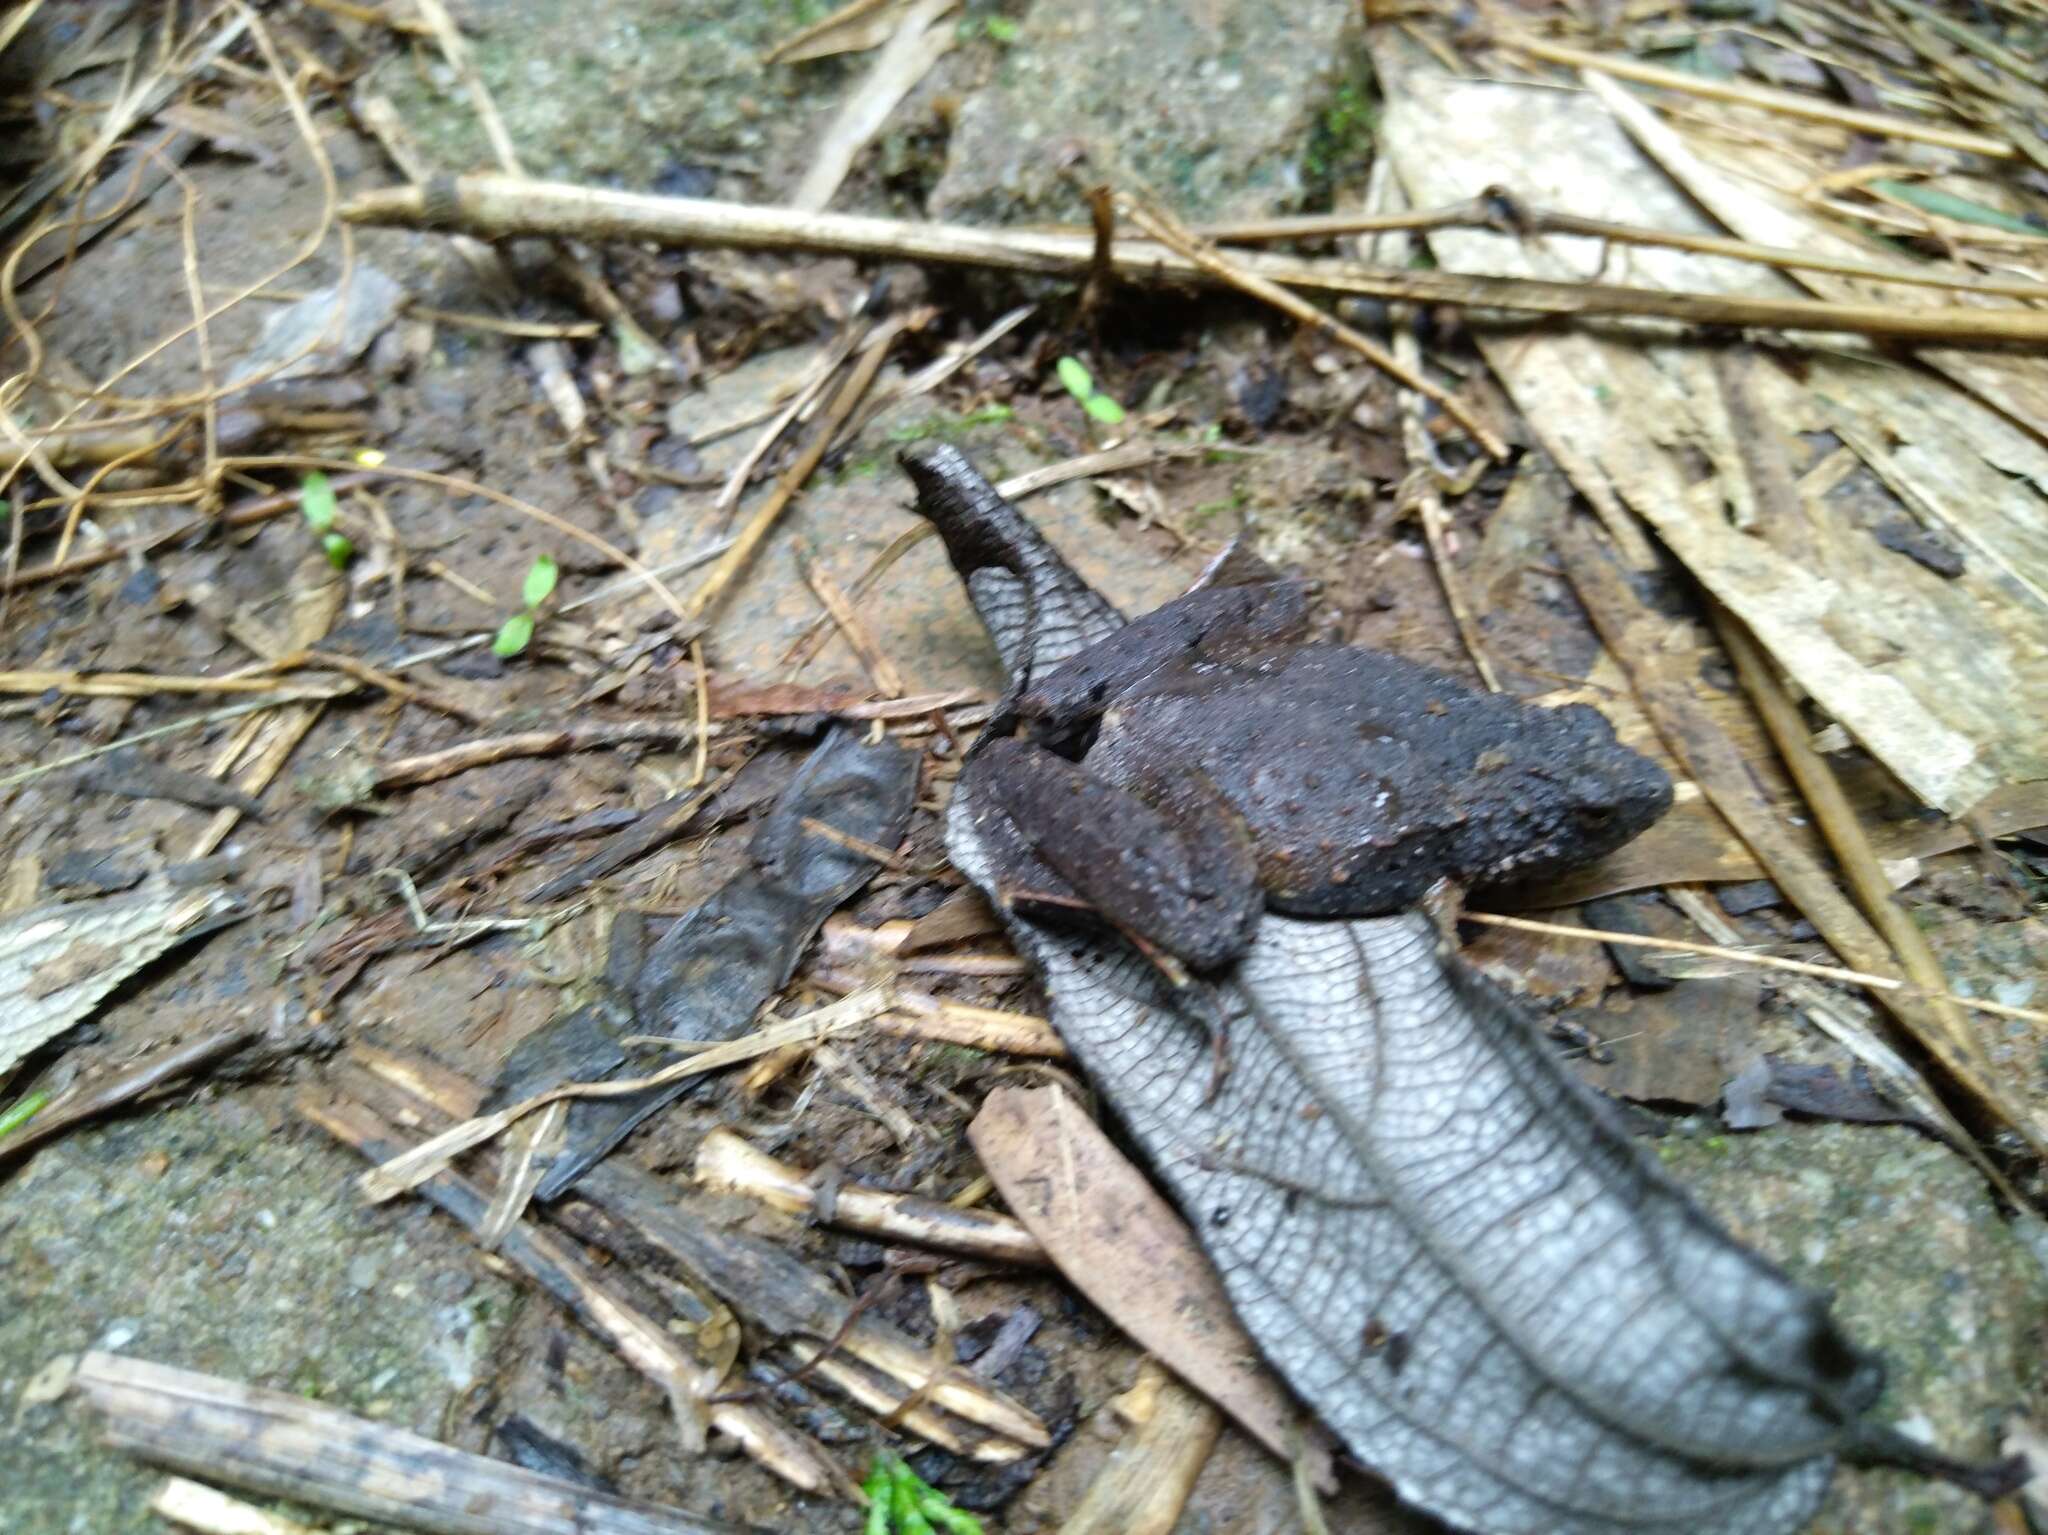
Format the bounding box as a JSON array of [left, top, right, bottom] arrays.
[[964, 574, 1673, 972]]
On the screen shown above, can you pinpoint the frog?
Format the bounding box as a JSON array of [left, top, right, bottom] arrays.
[[958, 557, 1674, 973]]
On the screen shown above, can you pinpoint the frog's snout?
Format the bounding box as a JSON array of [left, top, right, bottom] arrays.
[[1570, 747, 1674, 843]]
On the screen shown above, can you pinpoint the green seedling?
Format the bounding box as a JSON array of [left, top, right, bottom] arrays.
[[863, 1454, 982, 1535], [863, 1464, 893, 1535], [493, 554, 559, 658], [0, 1090, 49, 1140], [300, 471, 354, 569], [1055, 355, 1126, 426], [985, 15, 1019, 42]]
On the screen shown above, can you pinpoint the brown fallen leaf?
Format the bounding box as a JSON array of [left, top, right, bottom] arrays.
[[968, 1083, 1334, 1489]]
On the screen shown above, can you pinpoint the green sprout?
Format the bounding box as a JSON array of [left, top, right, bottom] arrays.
[[301, 471, 337, 531], [301, 471, 354, 569], [493, 554, 558, 658], [1055, 355, 1126, 426], [985, 15, 1019, 42], [0, 1090, 49, 1140], [863, 1453, 981, 1535]]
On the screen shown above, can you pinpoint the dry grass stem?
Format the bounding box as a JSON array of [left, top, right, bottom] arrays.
[[1464, 911, 2048, 1028], [1391, 319, 1502, 689], [1510, 36, 2018, 157], [222, 455, 690, 621], [800, 555, 907, 696], [359, 988, 892, 1202], [1198, 195, 2048, 302], [1712, 607, 1987, 1076]]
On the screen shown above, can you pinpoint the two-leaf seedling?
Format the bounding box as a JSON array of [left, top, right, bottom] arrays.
[[862, 1453, 982, 1535], [300, 471, 353, 569], [1055, 355, 1126, 426], [493, 554, 559, 657], [301, 471, 556, 658]]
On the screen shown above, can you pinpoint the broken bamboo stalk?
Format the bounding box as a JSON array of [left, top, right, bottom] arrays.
[[67, 1351, 766, 1535], [571, 1159, 1052, 1453], [341, 1044, 1050, 1461], [1057, 1361, 1223, 1535], [341, 176, 2048, 345]]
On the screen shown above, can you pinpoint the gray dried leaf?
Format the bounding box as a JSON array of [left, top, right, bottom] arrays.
[[0, 884, 236, 1076], [901, 443, 1925, 1535]]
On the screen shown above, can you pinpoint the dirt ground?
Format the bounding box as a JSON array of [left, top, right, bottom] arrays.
[[3, 4, 2046, 1535]]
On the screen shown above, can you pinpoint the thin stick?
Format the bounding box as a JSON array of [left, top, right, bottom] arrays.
[[1116, 190, 1509, 460], [0, 472, 380, 594], [260, 649, 480, 722], [800, 554, 906, 696], [341, 176, 2048, 344], [411, 0, 670, 370], [715, 322, 867, 527], [0, 698, 294, 791], [371, 719, 729, 791], [704, 1137, 1040, 1268], [1462, 911, 2048, 1027], [0, 670, 338, 699], [1509, 36, 2017, 158], [684, 311, 926, 626], [790, 0, 955, 213], [1391, 316, 1501, 689], [688, 637, 711, 788]]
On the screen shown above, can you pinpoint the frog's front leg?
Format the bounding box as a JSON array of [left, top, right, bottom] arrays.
[[963, 737, 1265, 973]]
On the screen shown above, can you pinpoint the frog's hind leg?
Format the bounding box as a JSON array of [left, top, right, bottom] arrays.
[[963, 739, 1265, 975]]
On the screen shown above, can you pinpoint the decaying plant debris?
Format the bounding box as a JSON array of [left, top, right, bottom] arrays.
[[5, 1, 2048, 1533]]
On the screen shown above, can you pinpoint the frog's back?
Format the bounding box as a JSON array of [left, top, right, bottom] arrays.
[[1091, 643, 1670, 914]]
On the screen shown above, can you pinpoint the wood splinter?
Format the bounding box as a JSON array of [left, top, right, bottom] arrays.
[[695, 1127, 1047, 1266]]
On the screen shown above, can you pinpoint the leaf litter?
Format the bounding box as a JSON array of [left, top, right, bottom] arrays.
[[5, 1, 2048, 1533]]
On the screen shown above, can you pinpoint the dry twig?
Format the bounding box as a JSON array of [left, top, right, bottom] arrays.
[[341, 176, 2048, 344]]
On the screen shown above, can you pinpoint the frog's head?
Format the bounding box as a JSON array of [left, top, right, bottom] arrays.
[[1496, 702, 1674, 879]]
